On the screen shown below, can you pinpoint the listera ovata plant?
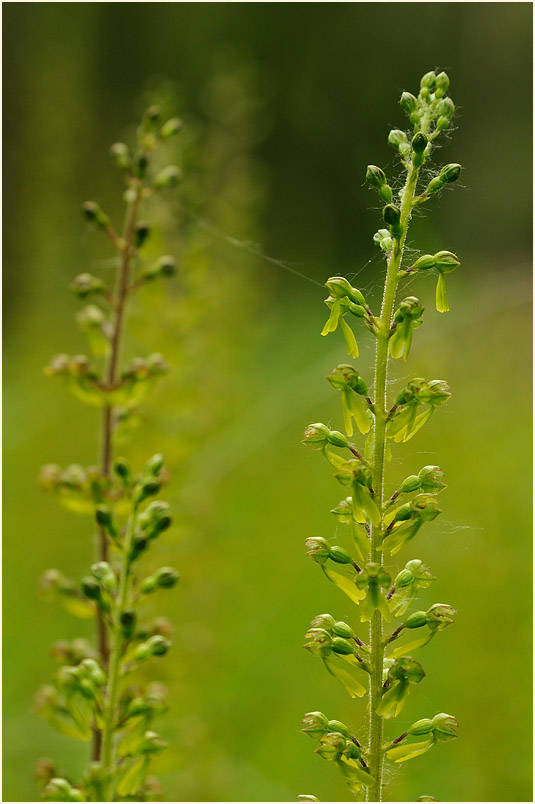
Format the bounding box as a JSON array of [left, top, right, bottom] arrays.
[[36, 107, 183, 802], [299, 71, 462, 803]]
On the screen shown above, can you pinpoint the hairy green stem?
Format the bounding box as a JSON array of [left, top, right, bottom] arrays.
[[101, 503, 139, 800], [367, 163, 420, 802]]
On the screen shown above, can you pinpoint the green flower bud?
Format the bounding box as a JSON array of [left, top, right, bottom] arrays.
[[400, 92, 418, 115], [332, 621, 354, 640], [366, 165, 392, 203], [134, 479, 161, 504], [408, 718, 435, 736], [425, 176, 445, 195], [301, 710, 329, 738], [135, 222, 150, 249], [411, 493, 441, 521], [383, 204, 402, 238], [432, 712, 458, 740], [95, 506, 117, 538], [309, 613, 336, 631], [387, 129, 410, 156], [436, 97, 455, 119], [297, 797, 319, 802], [305, 537, 331, 564], [373, 228, 394, 252], [80, 658, 106, 687], [331, 637, 354, 656], [70, 273, 106, 299], [147, 635, 171, 657], [154, 567, 180, 589], [91, 561, 117, 594], [130, 534, 149, 560], [144, 105, 161, 125], [145, 453, 164, 476], [158, 255, 177, 277], [135, 151, 149, 179], [393, 568, 414, 589], [315, 731, 350, 761], [434, 250, 460, 273], [140, 730, 168, 755], [140, 575, 158, 594], [325, 277, 366, 307], [412, 132, 428, 154], [426, 603, 456, 629], [404, 611, 427, 629], [303, 628, 332, 656], [411, 254, 436, 271], [153, 165, 182, 189], [439, 163, 462, 183], [134, 643, 151, 663], [138, 500, 172, 537], [329, 546, 352, 565], [420, 71, 436, 90], [113, 457, 132, 487], [120, 610, 137, 640], [366, 164, 387, 189], [426, 379, 452, 405], [56, 665, 80, 689], [110, 142, 131, 171], [302, 422, 330, 449], [328, 430, 350, 449], [436, 115, 451, 132], [418, 465, 446, 492], [411, 132, 429, 167], [81, 577, 101, 601], [435, 71, 450, 95], [160, 117, 183, 139], [82, 201, 110, 231], [400, 474, 421, 493], [43, 778, 84, 802], [326, 719, 351, 738]]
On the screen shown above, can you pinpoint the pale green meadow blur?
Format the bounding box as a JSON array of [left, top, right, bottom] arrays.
[[3, 3, 532, 802]]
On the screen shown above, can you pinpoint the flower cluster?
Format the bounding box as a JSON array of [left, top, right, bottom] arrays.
[[36, 105, 182, 802], [299, 71, 461, 802]]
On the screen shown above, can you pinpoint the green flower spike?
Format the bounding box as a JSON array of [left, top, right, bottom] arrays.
[[301, 71, 460, 801]]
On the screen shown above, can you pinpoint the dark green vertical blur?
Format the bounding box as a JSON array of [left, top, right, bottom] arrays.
[[3, 3, 532, 802]]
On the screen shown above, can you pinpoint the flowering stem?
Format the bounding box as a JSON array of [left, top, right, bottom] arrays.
[[367, 160, 422, 802], [93, 186, 142, 760], [101, 503, 139, 800]]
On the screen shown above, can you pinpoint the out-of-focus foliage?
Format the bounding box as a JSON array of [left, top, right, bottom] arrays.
[[3, 3, 532, 802]]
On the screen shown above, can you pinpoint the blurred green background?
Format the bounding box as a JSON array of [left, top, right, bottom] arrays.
[[3, 3, 532, 802]]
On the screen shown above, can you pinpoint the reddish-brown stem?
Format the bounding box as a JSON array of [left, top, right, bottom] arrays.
[[91, 187, 141, 762]]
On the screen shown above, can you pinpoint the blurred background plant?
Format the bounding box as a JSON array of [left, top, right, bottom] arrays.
[[3, 3, 532, 802]]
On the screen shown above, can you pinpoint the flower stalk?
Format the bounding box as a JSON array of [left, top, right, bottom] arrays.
[[37, 106, 182, 802], [300, 71, 461, 802]]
